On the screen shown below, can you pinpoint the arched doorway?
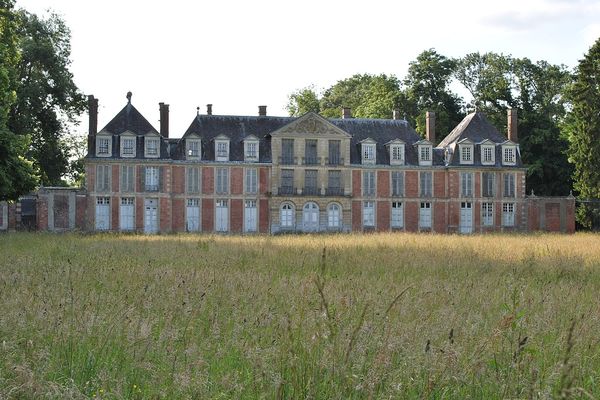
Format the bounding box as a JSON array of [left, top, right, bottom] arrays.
[[303, 202, 320, 232]]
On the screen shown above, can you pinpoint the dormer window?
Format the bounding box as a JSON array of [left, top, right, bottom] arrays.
[[215, 136, 230, 161], [96, 134, 112, 157], [244, 136, 259, 162], [385, 140, 405, 166], [481, 143, 495, 165], [459, 145, 473, 164], [361, 139, 376, 165], [120, 135, 136, 158], [186, 137, 201, 160], [145, 137, 159, 158], [502, 144, 517, 165], [417, 142, 433, 166]]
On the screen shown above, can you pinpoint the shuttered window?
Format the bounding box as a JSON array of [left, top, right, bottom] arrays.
[[96, 165, 110, 192], [391, 171, 404, 197], [186, 167, 200, 194], [120, 165, 135, 192]]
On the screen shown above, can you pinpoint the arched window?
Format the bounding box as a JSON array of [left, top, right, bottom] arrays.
[[280, 203, 295, 228], [303, 202, 320, 232], [327, 203, 341, 229]]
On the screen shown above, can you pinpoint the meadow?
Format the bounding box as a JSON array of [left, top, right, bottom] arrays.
[[1, 232, 600, 399]]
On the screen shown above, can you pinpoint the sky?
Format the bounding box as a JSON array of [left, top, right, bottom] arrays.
[[15, 0, 600, 138]]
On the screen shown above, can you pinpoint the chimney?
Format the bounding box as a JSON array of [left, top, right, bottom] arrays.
[[88, 95, 98, 154], [159, 102, 169, 138], [258, 105, 267, 116], [342, 107, 352, 119], [426, 111, 436, 144], [508, 108, 518, 143], [206, 104, 213, 115], [392, 109, 401, 120]]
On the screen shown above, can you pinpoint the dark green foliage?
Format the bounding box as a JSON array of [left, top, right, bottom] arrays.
[[286, 86, 320, 116]]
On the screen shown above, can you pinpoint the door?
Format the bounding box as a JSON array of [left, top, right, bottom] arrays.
[[144, 199, 158, 233], [419, 202, 431, 229], [95, 197, 110, 231], [186, 199, 200, 232], [460, 202, 473, 234], [120, 198, 134, 231], [303, 202, 319, 232], [216, 200, 229, 232], [327, 203, 341, 229], [244, 200, 257, 233]]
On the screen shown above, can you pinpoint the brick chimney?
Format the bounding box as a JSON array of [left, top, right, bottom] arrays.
[[392, 109, 401, 120], [159, 102, 169, 138], [258, 105, 267, 116], [206, 104, 213, 115], [342, 107, 352, 119], [87, 95, 98, 154], [508, 108, 518, 143], [426, 111, 436, 143]]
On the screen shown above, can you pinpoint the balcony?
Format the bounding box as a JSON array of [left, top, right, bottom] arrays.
[[278, 186, 296, 195], [145, 184, 159, 192], [303, 156, 320, 165], [326, 156, 344, 166], [325, 187, 344, 196], [279, 156, 296, 165], [303, 187, 319, 195]]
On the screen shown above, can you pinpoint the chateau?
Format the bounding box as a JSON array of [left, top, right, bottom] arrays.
[[0, 93, 576, 234]]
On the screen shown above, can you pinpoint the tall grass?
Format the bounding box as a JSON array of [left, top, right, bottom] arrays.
[[1, 232, 600, 399]]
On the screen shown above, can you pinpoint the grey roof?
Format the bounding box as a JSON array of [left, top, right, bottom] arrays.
[[100, 102, 159, 135]]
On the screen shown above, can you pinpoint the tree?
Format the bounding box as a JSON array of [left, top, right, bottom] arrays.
[[8, 10, 85, 186], [563, 37, 600, 227], [286, 86, 320, 116], [0, 0, 37, 201], [404, 49, 464, 140]]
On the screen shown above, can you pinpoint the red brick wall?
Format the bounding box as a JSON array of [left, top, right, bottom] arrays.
[[37, 197, 48, 230], [259, 168, 269, 194], [172, 198, 184, 232], [53, 195, 69, 229], [172, 166, 184, 194], [352, 170, 361, 197], [566, 200, 575, 233], [111, 196, 119, 231], [495, 201, 502, 228], [352, 200, 361, 231], [545, 203, 560, 232], [136, 166, 143, 193], [448, 171, 458, 198], [376, 201, 390, 231], [112, 165, 119, 192], [434, 171, 445, 198], [433, 202, 446, 233], [86, 164, 95, 192], [404, 201, 418, 232], [202, 198, 214, 232], [202, 167, 214, 194], [528, 200, 539, 231], [230, 199, 243, 233], [405, 171, 418, 197], [474, 201, 480, 230], [231, 168, 243, 195], [516, 171, 525, 198], [259, 199, 269, 233], [87, 196, 95, 230], [474, 172, 481, 199], [377, 171, 389, 197], [160, 198, 170, 232], [76, 196, 86, 230], [449, 201, 459, 227], [136, 196, 144, 230], [8, 203, 16, 230]]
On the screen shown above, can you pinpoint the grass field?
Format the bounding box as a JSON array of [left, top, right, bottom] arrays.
[[1, 233, 600, 399]]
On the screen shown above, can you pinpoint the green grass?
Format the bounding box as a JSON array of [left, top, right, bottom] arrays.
[[1, 232, 600, 399]]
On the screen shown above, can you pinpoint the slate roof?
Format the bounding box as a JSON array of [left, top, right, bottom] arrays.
[[99, 102, 159, 135]]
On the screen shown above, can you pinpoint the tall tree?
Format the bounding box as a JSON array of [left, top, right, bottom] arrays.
[[0, 0, 37, 200], [404, 49, 464, 140], [286, 86, 320, 116], [563, 38, 600, 227], [8, 10, 85, 186]]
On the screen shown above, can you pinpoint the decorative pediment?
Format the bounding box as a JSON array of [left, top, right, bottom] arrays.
[[243, 134, 259, 142], [457, 137, 474, 145], [120, 130, 136, 137], [384, 138, 405, 146], [414, 139, 433, 146], [215, 134, 230, 141], [145, 130, 161, 137], [359, 137, 376, 144], [272, 112, 351, 137], [479, 138, 496, 146]]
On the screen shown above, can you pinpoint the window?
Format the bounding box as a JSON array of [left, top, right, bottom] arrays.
[[186, 167, 200, 194], [216, 167, 229, 194], [327, 203, 341, 229], [145, 166, 159, 191], [482, 202, 494, 226], [280, 169, 294, 195], [280, 203, 295, 228], [390, 144, 404, 165], [186, 198, 200, 232], [419, 145, 432, 165], [419, 171, 432, 197], [245, 168, 257, 194], [281, 139, 294, 165], [362, 171, 375, 196], [215, 199, 229, 232], [145, 138, 159, 158], [120, 197, 135, 231], [121, 137, 135, 157], [304, 170, 318, 195], [460, 145, 473, 164], [503, 173, 515, 198], [482, 172, 496, 197], [327, 170, 342, 195], [244, 200, 257, 233], [328, 140, 341, 165], [363, 201, 375, 227], [120, 165, 135, 192], [96, 136, 111, 157], [244, 141, 259, 161], [216, 140, 229, 161], [95, 197, 110, 231], [502, 203, 515, 226], [461, 172, 473, 197], [95, 165, 110, 192], [503, 146, 516, 165], [391, 171, 404, 197], [419, 202, 432, 229], [305, 139, 318, 165], [482, 145, 495, 164], [391, 202, 403, 228], [186, 139, 201, 159], [362, 143, 376, 164]]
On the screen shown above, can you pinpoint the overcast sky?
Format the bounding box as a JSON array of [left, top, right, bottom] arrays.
[[15, 0, 600, 137]]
